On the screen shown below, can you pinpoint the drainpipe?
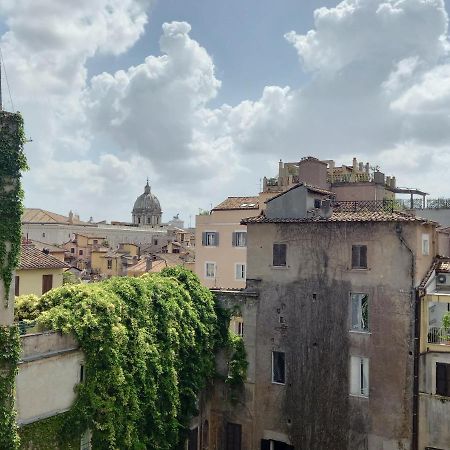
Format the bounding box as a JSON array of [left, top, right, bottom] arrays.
[[395, 224, 418, 450]]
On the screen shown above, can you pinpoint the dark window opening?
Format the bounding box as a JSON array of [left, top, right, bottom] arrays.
[[261, 440, 294, 450], [352, 245, 367, 269], [70, 248, 75, 254], [107, 259, 113, 270], [188, 428, 198, 450], [436, 362, 450, 396], [80, 364, 85, 382], [226, 423, 241, 450], [314, 199, 321, 208], [273, 243, 287, 267], [272, 351, 286, 384], [15, 276, 19, 296], [79, 249, 83, 256]]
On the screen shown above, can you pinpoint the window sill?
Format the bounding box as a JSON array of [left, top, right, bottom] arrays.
[[271, 265, 289, 270], [349, 330, 371, 335], [349, 393, 369, 399], [349, 268, 370, 272], [272, 381, 286, 386]]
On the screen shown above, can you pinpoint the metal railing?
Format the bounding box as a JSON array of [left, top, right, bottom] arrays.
[[18, 320, 37, 335], [427, 327, 450, 345], [426, 198, 450, 209], [332, 199, 399, 213]]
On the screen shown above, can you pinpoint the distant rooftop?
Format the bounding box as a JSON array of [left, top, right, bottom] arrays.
[[22, 208, 91, 226], [212, 196, 261, 211], [18, 245, 70, 270]]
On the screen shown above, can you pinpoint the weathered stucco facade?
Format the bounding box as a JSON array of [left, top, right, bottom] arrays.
[[195, 214, 436, 450]]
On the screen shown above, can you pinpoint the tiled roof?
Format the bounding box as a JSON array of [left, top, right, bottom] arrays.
[[419, 257, 450, 289], [22, 208, 91, 225], [266, 183, 334, 203], [212, 196, 261, 211], [18, 245, 70, 270], [437, 260, 450, 273], [242, 210, 435, 225]]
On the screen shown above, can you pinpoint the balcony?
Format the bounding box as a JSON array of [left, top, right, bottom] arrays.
[[428, 327, 450, 346]]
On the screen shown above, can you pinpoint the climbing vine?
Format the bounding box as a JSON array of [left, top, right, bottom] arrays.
[[16, 267, 246, 449], [0, 325, 21, 450], [0, 111, 27, 304]]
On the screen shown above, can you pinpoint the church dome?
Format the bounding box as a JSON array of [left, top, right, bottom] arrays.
[[132, 181, 161, 214]]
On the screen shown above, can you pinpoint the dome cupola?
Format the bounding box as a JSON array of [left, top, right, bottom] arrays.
[[132, 180, 162, 226]]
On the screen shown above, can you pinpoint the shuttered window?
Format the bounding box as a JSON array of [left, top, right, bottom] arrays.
[[226, 423, 241, 450], [42, 274, 53, 294], [351, 293, 369, 332], [202, 232, 219, 246], [273, 244, 287, 267], [232, 232, 247, 247], [351, 245, 367, 269], [436, 363, 450, 396]]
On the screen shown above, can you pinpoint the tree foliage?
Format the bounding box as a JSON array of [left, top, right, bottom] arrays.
[[17, 267, 245, 449]]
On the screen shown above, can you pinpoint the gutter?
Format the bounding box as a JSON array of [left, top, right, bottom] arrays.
[[395, 224, 418, 450]]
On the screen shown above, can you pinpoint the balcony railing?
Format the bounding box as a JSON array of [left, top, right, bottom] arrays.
[[427, 327, 450, 345]]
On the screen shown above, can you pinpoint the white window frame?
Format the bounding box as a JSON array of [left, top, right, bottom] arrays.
[[235, 263, 246, 280], [350, 356, 369, 397], [272, 351, 286, 385], [422, 233, 430, 256], [350, 293, 369, 333], [205, 261, 216, 279]]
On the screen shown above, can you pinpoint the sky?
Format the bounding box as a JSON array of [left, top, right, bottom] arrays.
[[1, 0, 450, 226]]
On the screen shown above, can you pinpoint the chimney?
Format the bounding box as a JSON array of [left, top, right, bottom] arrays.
[[68, 210, 74, 224], [146, 256, 153, 272], [352, 157, 357, 171], [358, 162, 364, 172], [319, 199, 333, 219], [365, 162, 370, 174]]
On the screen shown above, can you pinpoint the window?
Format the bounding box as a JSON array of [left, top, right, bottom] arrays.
[[351, 245, 367, 269], [205, 262, 216, 278], [272, 351, 286, 384], [314, 198, 321, 208], [225, 423, 242, 450], [153, 239, 158, 246], [422, 234, 430, 256], [202, 231, 219, 246], [42, 232, 46, 238], [188, 428, 198, 450], [70, 248, 75, 254], [350, 356, 369, 397], [232, 231, 247, 247], [107, 259, 113, 270], [235, 263, 246, 280], [80, 431, 90, 450], [15, 276, 19, 296], [436, 362, 450, 396], [351, 293, 369, 332], [80, 364, 85, 383], [273, 243, 287, 267], [79, 249, 83, 256], [261, 440, 294, 450], [42, 274, 53, 294], [93, 240, 98, 245], [235, 319, 244, 337]]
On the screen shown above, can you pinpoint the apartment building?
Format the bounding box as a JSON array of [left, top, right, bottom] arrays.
[[191, 188, 436, 450]]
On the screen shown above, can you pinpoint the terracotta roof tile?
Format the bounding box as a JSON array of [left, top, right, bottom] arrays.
[[22, 208, 91, 225], [242, 210, 435, 224], [212, 196, 261, 211], [18, 245, 70, 270]]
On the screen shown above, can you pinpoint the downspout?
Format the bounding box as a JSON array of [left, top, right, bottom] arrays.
[[395, 224, 418, 450]]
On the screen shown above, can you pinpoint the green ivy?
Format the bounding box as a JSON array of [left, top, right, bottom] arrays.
[[16, 267, 245, 449], [0, 111, 27, 305], [18, 412, 80, 450], [0, 325, 21, 450], [225, 333, 248, 403]]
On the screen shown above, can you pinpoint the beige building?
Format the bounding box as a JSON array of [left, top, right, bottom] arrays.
[[91, 243, 140, 278], [63, 233, 107, 269], [15, 245, 70, 296], [418, 257, 450, 450], [191, 188, 437, 450], [195, 196, 261, 289]]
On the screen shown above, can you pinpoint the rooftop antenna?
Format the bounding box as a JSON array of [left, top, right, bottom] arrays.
[[0, 47, 14, 111]]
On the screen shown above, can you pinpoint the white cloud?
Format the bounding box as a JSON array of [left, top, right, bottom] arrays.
[[2, 0, 450, 223]]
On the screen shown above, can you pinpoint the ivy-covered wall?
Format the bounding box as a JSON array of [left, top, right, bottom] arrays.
[[16, 267, 246, 449], [0, 111, 27, 450]]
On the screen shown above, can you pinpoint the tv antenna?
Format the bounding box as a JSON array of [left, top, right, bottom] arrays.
[[0, 47, 14, 112]]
